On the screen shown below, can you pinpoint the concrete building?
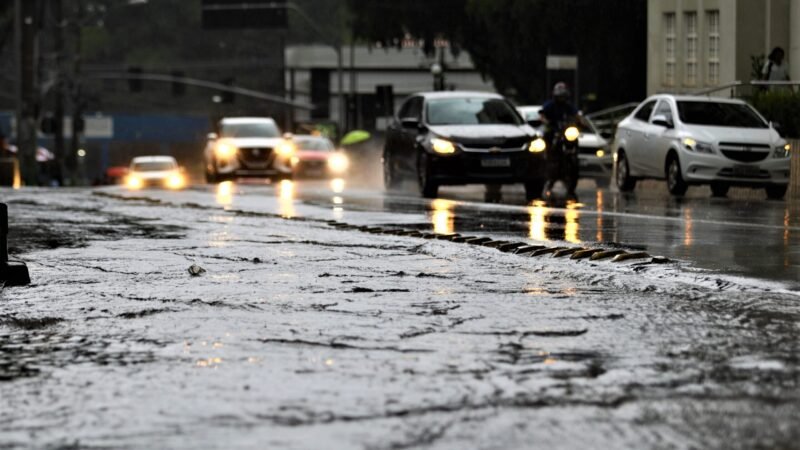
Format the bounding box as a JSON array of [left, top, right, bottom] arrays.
[[285, 44, 495, 131], [648, 0, 800, 95]]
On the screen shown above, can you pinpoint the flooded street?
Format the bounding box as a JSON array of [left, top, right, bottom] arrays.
[[1, 185, 798, 449]]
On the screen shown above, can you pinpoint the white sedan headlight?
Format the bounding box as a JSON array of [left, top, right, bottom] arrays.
[[773, 143, 791, 158], [683, 138, 715, 154]]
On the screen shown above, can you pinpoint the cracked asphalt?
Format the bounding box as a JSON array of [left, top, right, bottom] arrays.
[[1, 186, 799, 449]]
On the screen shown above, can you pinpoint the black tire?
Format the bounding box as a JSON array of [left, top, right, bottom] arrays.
[[710, 182, 730, 197], [418, 153, 439, 198], [383, 154, 401, 190], [524, 179, 546, 201], [765, 184, 788, 200], [666, 155, 688, 196], [616, 151, 637, 192], [595, 177, 610, 189]]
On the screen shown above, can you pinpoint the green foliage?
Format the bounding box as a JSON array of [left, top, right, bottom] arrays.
[[750, 90, 800, 138], [751, 54, 766, 80]]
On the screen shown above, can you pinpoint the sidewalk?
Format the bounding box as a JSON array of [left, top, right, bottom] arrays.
[[1, 188, 798, 449]]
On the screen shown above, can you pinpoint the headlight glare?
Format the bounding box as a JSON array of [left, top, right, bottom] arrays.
[[275, 141, 296, 158], [215, 141, 238, 159], [529, 138, 547, 153], [166, 172, 185, 190], [126, 175, 143, 190], [596, 149, 605, 158], [328, 153, 350, 173], [431, 138, 456, 154], [564, 126, 580, 142]]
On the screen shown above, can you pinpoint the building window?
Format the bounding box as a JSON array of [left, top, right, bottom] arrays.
[[685, 12, 698, 86], [664, 13, 676, 86], [707, 10, 720, 85]]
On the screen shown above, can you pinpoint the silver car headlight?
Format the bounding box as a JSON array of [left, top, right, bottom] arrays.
[[773, 143, 791, 158], [682, 138, 715, 154]]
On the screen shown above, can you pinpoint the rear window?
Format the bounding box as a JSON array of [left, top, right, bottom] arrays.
[[295, 138, 335, 151], [676, 101, 767, 128], [132, 161, 176, 172]]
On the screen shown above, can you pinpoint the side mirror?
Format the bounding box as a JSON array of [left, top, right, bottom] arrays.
[[600, 131, 613, 139], [401, 118, 421, 129], [283, 132, 294, 140], [652, 115, 673, 129], [207, 132, 218, 140]]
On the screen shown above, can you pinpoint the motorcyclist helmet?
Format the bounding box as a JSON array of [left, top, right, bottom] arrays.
[[553, 82, 570, 99]]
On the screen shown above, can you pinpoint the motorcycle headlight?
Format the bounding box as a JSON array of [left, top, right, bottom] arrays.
[[215, 141, 238, 159], [328, 153, 350, 173], [773, 143, 791, 158], [431, 138, 456, 154], [529, 138, 547, 153], [564, 126, 580, 142], [682, 138, 715, 154], [275, 141, 296, 158]]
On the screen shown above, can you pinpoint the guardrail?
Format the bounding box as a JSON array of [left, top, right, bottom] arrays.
[[693, 80, 800, 97], [791, 139, 800, 198]]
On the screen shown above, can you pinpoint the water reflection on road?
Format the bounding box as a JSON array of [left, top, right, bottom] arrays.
[[211, 179, 799, 289]]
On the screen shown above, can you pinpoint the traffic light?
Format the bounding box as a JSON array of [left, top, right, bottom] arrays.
[[128, 67, 142, 92], [171, 70, 185, 97]]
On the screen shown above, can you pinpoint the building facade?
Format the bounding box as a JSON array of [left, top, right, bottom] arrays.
[[648, 0, 800, 95]]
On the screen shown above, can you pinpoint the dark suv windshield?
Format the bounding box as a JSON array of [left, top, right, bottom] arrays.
[[427, 98, 522, 126], [676, 102, 767, 128], [220, 122, 280, 138]]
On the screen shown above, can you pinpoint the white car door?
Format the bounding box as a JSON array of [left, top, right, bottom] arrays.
[[622, 99, 658, 176], [645, 100, 679, 178]]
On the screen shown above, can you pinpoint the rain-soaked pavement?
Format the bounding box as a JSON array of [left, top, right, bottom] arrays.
[[1, 182, 799, 449]]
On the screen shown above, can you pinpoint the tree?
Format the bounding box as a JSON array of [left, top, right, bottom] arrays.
[[347, 0, 647, 108]]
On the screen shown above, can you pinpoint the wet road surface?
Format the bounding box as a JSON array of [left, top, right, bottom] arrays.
[[198, 178, 800, 290], [1, 186, 799, 449]]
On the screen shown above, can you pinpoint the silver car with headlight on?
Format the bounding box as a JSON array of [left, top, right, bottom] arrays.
[[204, 117, 295, 183], [613, 95, 791, 199]]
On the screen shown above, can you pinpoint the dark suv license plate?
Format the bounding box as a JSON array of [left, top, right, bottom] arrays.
[[732, 165, 760, 177], [481, 157, 511, 168]]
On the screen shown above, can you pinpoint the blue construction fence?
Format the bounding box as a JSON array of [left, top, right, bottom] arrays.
[[0, 112, 213, 184]]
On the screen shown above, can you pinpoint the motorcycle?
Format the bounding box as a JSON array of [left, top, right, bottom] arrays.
[[545, 123, 581, 197]]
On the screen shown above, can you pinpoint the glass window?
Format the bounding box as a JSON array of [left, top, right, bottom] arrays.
[[426, 97, 522, 126], [398, 97, 423, 120], [220, 122, 280, 138], [664, 13, 676, 86], [707, 10, 720, 85], [653, 100, 674, 124], [676, 101, 767, 128], [634, 100, 657, 122], [295, 137, 335, 151], [685, 12, 698, 86], [132, 161, 176, 172]]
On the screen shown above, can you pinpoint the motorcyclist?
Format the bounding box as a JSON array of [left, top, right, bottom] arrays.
[[539, 82, 584, 199]]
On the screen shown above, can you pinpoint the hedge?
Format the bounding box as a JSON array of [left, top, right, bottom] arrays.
[[748, 90, 800, 138]]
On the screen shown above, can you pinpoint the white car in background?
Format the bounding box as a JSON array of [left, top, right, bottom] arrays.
[[204, 117, 295, 183], [517, 105, 613, 187], [125, 156, 186, 190], [613, 95, 791, 199]]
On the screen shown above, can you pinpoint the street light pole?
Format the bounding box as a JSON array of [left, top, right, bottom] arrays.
[[14, 0, 39, 186]]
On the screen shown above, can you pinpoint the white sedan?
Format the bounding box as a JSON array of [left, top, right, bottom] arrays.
[[613, 95, 791, 199], [125, 156, 186, 190]]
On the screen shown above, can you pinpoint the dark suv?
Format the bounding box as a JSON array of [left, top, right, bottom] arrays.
[[383, 92, 547, 199]]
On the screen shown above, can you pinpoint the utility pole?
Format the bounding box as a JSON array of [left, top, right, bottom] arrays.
[[52, 0, 66, 186], [67, 0, 83, 185], [15, 0, 39, 185]]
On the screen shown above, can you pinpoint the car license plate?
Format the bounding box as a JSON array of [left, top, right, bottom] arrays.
[[732, 165, 760, 177], [481, 158, 511, 168]]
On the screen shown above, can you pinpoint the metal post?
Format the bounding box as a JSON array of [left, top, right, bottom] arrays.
[[336, 44, 345, 135], [52, 0, 66, 186], [15, 0, 39, 186], [0, 203, 31, 286]]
